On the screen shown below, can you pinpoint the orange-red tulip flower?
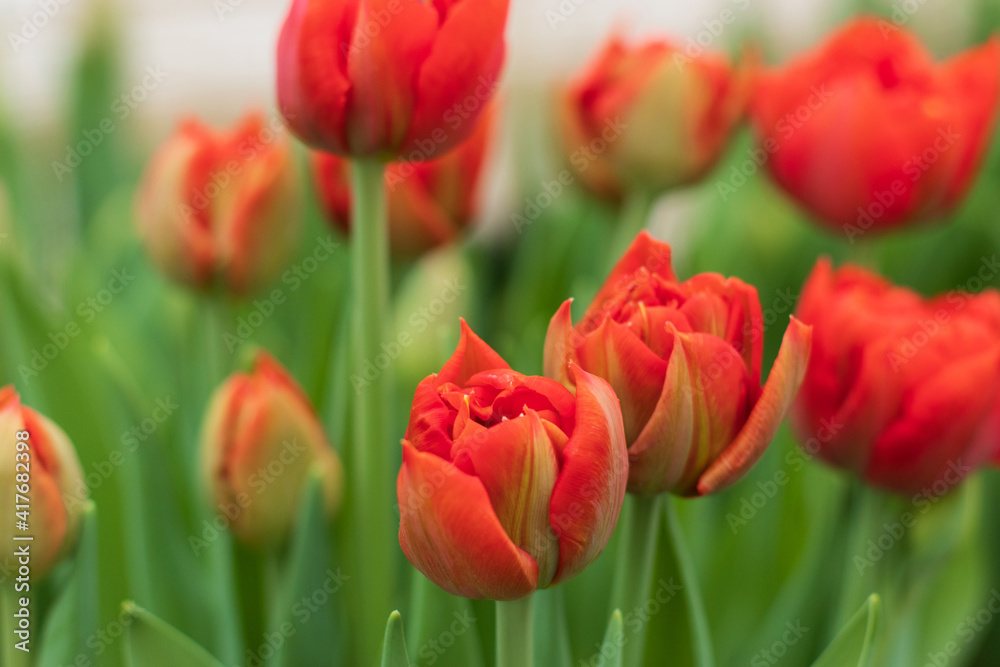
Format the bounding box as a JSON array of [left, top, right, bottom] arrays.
[[751, 18, 1000, 238], [277, 0, 509, 159], [398, 320, 628, 600], [136, 112, 301, 296], [794, 259, 1000, 494], [544, 232, 812, 496]]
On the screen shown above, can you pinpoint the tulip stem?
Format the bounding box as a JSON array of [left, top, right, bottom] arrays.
[[665, 496, 715, 667], [610, 494, 662, 667], [496, 595, 534, 667], [608, 188, 655, 268], [1, 586, 30, 667], [348, 157, 394, 662]]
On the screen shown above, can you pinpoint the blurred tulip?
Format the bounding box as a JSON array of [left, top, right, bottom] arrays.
[[794, 259, 1000, 494], [398, 320, 627, 600], [544, 232, 812, 496], [277, 0, 509, 159], [560, 35, 749, 199], [312, 107, 492, 258], [136, 112, 301, 296], [0, 387, 85, 578], [201, 351, 343, 548], [751, 18, 1000, 237]]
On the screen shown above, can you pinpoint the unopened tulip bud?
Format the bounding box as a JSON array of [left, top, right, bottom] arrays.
[[136, 112, 301, 296], [0, 387, 86, 579], [201, 352, 343, 548]]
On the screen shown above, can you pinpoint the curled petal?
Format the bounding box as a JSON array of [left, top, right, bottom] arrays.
[[438, 318, 510, 385], [697, 317, 813, 495], [397, 442, 538, 600], [543, 299, 578, 389], [549, 366, 628, 585], [582, 231, 676, 326]]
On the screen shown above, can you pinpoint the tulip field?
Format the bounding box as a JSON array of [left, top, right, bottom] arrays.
[[5, 0, 1000, 666]]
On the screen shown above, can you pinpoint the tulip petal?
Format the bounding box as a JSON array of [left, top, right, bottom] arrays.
[[402, 0, 509, 157], [582, 231, 676, 328], [544, 299, 578, 389], [397, 441, 538, 600], [438, 318, 510, 385], [627, 327, 752, 495], [451, 411, 561, 587], [549, 366, 628, 585], [697, 317, 813, 495]]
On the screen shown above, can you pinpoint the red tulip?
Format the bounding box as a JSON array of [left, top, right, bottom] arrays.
[[397, 320, 628, 600], [794, 259, 1000, 494], [544, 232, 812, 496], [312, 107, 493, 257], [201, 351, 344, 548], [0, 387, 85, 579], [277, 0, 509, 159], [136, 112, 301, 296], [560, 36, 749, 199], [751, 18, 1000, 238]]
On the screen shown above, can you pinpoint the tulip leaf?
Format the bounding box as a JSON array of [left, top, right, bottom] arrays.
[[122, 603, 226, 667], [381, 611, 411, 667], [533, 587, 573, 667], [598, 610, 624, 667], [269, 466, 344, 667], [37, 502, 99, 667], [811, 594, 881, 667]]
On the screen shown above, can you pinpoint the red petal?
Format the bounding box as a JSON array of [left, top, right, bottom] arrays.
[[582, 231, 676, 326], [437, 318, 510, 385], [397, 441, 538, 599], [543, 299, 578, 389], [697, 317, 813, 495], [549, 366, 628, 586]]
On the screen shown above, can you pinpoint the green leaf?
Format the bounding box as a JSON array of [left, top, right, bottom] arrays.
[[270, 466, 345, 666], [37, 503, 99, 667], [381, 611, 410, 667], [533, 587, 572, 667], [122, 603, 225, 667], [598, 610, 624, 667], [812, 595, 881, 667]]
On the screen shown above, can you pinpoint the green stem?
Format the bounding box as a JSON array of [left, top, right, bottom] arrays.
[[496, 595, 534, 667], [830, 481, 883, 638], [1, 585, 31, 667], [349, 158, 393, 662], [610, 494, 662, 667], [665, 497, 715, 667], [607, 189, 655, 270]]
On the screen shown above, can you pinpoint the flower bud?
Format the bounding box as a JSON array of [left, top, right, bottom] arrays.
[[136, 112, 301, 296], [201, 351, 343, 548], [312, 107, 493, 258], [560, 36, 749, 199], [277, 0, 509, 159], [0, 387, 86, 579], [398, 321, 628, 600], [544, 232, 812, 496]]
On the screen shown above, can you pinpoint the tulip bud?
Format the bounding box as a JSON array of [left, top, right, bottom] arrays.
[[560, 36, 749, 199], [544, 232, 812, 496], [0, 387, 86, 579], [312, 107, 493, 258], [201, 351, 343, 548], [277, 0, 509, 159], [794, 259, 1000, 494], [751, 18, 1000, 236], [136, 112, 301, 296], [398, 320, 628, 600]]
